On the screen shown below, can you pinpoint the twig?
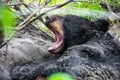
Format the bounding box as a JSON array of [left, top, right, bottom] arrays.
[[14, 5, 26, 16], [17, 0, 72, 30], [104, 0, 120, 19], [73, 0, 97, 3], [0, 31, 16, 48], [39, 0, 41, 6], [19, 0, 33, 12], [16, 2, 46, 28], [23, 3, 33, 12], [7, 2, 24, 6], [16, 0, 52, 29], [3, 42, 8, 71]]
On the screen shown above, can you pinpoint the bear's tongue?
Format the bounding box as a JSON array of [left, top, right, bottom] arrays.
[[48, 31, 63, 52]]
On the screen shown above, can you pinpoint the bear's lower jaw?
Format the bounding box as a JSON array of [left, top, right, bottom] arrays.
[[48, 31, 64, 53]]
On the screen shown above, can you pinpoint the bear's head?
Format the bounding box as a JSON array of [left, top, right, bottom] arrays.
[[45, 15, 109, 54]]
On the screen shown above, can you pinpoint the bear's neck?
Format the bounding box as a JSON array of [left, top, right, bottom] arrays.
[[64, 31, 93, 48]]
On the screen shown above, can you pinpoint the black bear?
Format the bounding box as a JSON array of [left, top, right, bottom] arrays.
[[45, 15, 109, 53], [11, 15, 120, 80]]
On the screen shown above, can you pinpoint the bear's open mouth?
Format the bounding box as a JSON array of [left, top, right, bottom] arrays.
[[45, 16, 64, 53], [48, 29, 64, 53]]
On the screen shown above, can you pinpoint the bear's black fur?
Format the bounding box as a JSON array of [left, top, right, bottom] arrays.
[[62, 15, 110, 47], [11, 15, 120, 80], [45, 15, 110, 53]]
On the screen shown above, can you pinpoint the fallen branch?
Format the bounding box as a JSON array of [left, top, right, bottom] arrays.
[[0, 0, 72, 48]]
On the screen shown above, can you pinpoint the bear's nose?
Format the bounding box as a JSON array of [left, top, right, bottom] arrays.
[[45, 16, 52, 23]]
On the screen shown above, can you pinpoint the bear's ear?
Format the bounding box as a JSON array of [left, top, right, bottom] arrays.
[[90, 19, 110, 32]]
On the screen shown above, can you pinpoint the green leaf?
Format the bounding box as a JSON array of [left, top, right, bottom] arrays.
[[47, 72, 75, 80], [0, 5, 16, 37]]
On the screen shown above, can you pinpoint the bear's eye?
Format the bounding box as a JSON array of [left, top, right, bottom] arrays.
[[65, 17, 70, 22]]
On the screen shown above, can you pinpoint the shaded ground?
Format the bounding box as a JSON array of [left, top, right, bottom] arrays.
[[0, 26, 56, 80]]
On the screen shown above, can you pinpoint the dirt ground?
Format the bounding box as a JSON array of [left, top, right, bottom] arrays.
[[0, 26, 54, 80]]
